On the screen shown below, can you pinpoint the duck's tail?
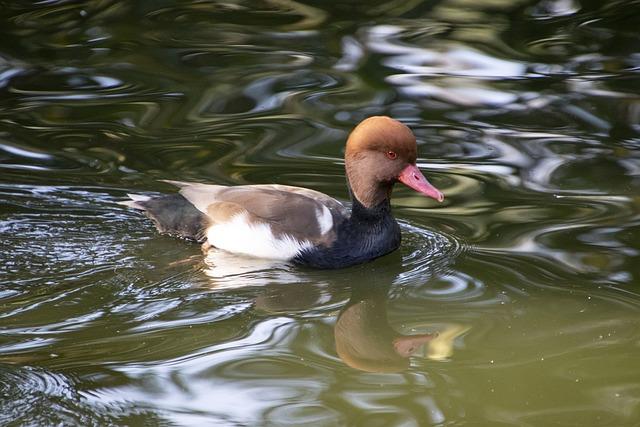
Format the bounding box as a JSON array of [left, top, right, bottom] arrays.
[[119, 193, 208, 243], [117, 193, 151, 210]]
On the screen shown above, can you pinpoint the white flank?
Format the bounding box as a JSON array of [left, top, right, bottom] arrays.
[[316, 205, 333, 235], [207, 213, 312, 260]]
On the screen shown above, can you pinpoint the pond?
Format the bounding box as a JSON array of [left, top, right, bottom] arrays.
[[1, 0, 640, 425]]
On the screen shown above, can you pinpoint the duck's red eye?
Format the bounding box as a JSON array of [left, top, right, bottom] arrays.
[[386, 151, 397, 160]]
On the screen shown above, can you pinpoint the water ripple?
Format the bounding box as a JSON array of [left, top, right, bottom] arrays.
[[2, 0, 640, 425], [0, 365, 86, 425]]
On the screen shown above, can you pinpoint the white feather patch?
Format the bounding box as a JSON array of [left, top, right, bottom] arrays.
[[127, 193, 151, 202], [117, 194, 151, 209], [207, 213, 312, 260], [316, 205, 333, 235]]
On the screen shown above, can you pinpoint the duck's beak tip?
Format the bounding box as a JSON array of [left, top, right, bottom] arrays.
[[398, 164, 444, 202]]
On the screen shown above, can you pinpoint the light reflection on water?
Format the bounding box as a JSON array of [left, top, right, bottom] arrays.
[[1, 0, 640, 425]]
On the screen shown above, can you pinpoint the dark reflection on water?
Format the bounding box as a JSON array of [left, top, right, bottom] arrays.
[[1, 0, 640, 425]]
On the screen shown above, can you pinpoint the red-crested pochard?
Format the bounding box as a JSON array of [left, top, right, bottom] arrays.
[[121, 116, 444, 268]]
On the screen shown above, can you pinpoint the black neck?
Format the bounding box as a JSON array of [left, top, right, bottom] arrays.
[[347, 178, 394, 223], [349, 196, 393, 223], [294, 186, 401, 269]]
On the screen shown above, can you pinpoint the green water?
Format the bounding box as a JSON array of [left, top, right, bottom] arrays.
[[1, 0, 640, 425]]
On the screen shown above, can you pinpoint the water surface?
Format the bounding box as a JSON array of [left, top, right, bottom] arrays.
[[1, 0, 640, 425]]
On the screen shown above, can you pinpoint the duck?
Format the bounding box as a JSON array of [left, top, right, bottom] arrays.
[[120, 116, 444, 269]]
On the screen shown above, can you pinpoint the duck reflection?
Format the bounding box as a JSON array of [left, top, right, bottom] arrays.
[[209, 246, 469, 373], [335, 281, 436, 373]]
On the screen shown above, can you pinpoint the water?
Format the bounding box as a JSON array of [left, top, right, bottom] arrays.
[[1, 0, 640, 425]]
